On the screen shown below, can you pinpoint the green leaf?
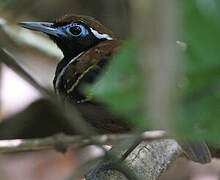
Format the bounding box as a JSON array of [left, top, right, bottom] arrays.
[[176, 1, 220, 142], [85, 40, 145, 127]]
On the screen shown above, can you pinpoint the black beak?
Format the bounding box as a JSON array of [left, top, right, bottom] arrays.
[[18, 21, 66, 37]]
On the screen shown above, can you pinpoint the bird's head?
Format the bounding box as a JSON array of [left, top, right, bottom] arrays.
[[19, 14, 115, 58]]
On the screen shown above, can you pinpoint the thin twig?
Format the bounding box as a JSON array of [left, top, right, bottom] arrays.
[[0, 48, 51, 96], [0, 131, 166, 153], [0, 18, 62, 59], [0, 47, 95, 136]]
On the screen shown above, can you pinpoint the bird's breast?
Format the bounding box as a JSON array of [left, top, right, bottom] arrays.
[[53, 40, 120, 102]]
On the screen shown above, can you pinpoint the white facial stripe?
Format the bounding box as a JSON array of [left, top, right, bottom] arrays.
[[90, 28, 113, 40]]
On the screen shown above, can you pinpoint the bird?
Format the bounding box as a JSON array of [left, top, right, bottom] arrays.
[[0, 14, 212, 163], [19, 15, 131, 134]]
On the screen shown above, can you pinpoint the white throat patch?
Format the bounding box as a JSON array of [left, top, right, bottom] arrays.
[[90, 28, 113, 40]]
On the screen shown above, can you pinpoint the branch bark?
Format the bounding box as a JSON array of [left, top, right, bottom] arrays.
[[93, 139, 182, 180], [0, 129, 182, 179]]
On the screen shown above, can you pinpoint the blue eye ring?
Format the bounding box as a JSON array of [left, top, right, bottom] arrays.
[[67, 25, 82, 36]]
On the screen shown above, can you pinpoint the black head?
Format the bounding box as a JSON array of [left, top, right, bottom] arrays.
[[19, 14, 115, 58]]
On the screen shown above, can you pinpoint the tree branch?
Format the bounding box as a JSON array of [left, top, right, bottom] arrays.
[[89, 139, 182, 180], [0, 131, 166, 153]]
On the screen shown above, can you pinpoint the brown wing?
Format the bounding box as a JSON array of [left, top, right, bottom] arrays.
[[76, 101, 132, 133], [179, 141, 211, 164], [56, 40, 132, 133], [60, 40, 120, 100]]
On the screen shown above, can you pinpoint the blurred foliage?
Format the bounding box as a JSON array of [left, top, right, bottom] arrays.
[[85, 40, 145, 127], [177, 1, 220, 142], [87, 1, 220, 142], [1, 0, 219, 141]]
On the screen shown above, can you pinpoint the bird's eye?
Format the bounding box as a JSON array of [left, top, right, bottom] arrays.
[[69, 25, 82, 36]]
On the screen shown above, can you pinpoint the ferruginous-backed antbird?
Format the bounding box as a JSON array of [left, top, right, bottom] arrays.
[[0, 14, 212, 163]]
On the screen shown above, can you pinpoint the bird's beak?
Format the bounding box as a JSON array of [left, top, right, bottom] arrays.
[[18, 21, 66, 37]]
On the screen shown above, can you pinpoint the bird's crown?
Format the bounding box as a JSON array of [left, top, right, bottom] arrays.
[[53, 14, 115, 38]]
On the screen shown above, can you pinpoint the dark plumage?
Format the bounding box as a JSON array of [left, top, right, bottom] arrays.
[[0, 14, 213, 163], [18, 14, 131, 133]]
